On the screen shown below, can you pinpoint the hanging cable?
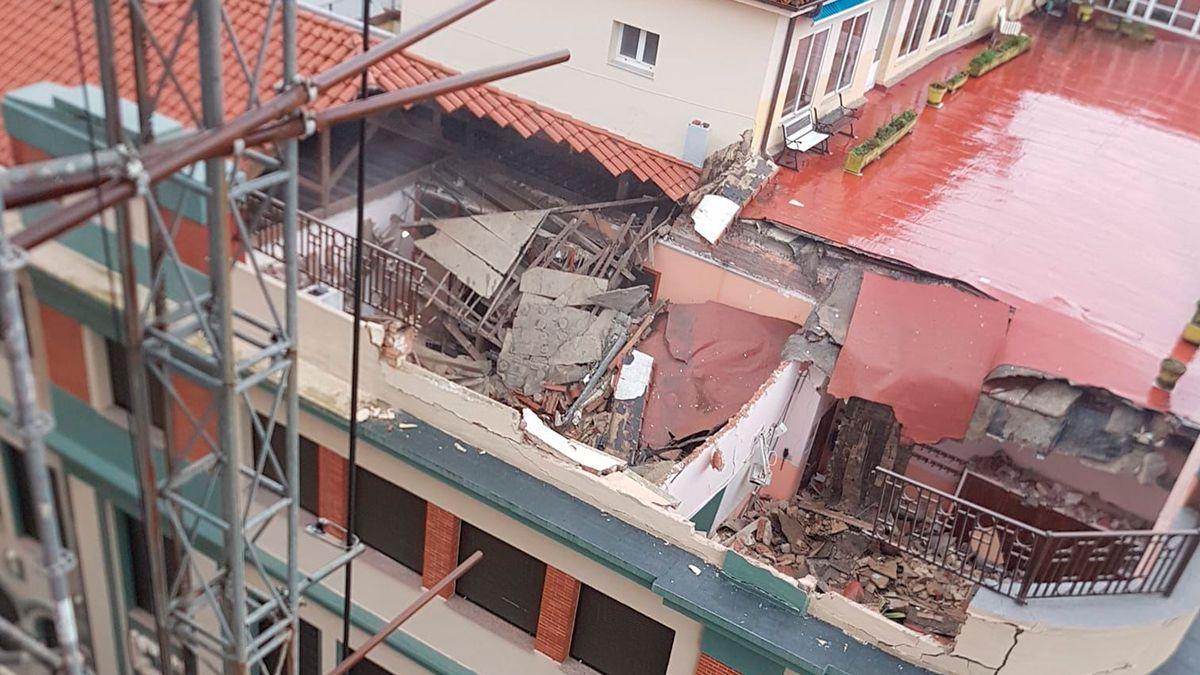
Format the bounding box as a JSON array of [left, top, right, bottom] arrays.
[[339, 0, 373, 657]]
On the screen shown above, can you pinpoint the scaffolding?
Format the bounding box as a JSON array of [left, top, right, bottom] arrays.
[[0, 0, 565, 672]]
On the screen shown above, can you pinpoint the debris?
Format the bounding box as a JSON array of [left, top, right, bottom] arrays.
[[588, 286, 650, 315], [520, 267, 608, 306], [688, 564, 701, 576], [521, 408, 626, 475], [454, 442, 469, 453]]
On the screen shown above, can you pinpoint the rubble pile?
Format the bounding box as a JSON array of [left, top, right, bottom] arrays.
[[970, 451, 1150, 530], [719, 496, 974, 639]]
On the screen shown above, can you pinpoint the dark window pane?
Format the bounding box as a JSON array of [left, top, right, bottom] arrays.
[[123, 513, 180, 613], [619, 24, 640, 59], [455, 522, 545, 635], [642, 31, 659, 65], [250, 413, 319, 513], [299, 619, 321, 675], [347, 652, 393, 675], [571, 585, 675, 675], [353, 469, 426, 573], [4, 444, 64, 545], [105, 339, 166, 430]]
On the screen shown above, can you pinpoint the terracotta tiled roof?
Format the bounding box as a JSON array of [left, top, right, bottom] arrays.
[[0, 0, 699, 200]]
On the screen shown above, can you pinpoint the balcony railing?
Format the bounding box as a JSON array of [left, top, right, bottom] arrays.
[[868, 467, 1200, 603], [243, 192, 425, 327]]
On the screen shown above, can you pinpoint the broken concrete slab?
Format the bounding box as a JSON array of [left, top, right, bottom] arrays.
[[588, 285, 650, 314], [520, 267, 608, 305]]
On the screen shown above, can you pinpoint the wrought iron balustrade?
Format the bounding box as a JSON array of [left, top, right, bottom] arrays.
[[869, 467, 1200, 603], [243, 192, 425, 327]]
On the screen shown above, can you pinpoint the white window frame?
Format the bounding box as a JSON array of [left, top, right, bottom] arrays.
[[930, 0, 960, 41], [782, 27, 832, 122], [958, 0, 983, 26], [825, 11, 872, 96], [612, 22, 660, 76], [899, 0, 935, 57]]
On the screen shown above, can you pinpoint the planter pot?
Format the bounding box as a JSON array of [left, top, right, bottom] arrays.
[[927, 85, 947, 106], [844, 116, 918, 175], [1077, 4, 1094, 21], [946, 74, 968, 93], [970, 39, 1031, 77]]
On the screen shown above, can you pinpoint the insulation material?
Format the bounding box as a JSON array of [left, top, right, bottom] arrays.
[[827, 273, 1010, 444], [638, 302, 797, 449]]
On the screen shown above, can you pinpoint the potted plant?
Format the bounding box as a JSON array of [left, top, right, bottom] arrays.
[[927, 81, 948, 107], [1095, 15, 1120, 31], [946, 71, 969, 93], [968, 49, 997, 76], [844, 109, 918, 175]]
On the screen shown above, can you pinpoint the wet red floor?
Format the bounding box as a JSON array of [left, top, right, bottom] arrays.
[[744, 17, 1200, 421]]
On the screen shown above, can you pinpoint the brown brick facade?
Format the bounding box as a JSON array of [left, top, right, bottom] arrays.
[[422, 504, 461, 598], [533, 566, 581, 662], [317, 446, 347, 527], [37, 304, 89, 401], [695, 653, 740, 675]]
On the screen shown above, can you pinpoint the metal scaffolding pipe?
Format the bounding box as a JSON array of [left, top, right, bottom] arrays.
[[9, 48, 570, 248], [329, 551, 483, 675]]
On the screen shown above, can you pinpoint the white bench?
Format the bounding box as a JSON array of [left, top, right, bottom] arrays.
[[996, 6, 1023, 38], [776, 108, 830, 170]]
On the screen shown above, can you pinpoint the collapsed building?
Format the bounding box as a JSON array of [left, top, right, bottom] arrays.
[[0, 1, 1198, 675]]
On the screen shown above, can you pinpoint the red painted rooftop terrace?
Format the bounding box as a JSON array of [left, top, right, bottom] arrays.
[[744, 16, 1200, 425]]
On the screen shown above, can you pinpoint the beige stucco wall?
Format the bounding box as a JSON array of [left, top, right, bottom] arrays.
[[399, 0, 790, 160], [875, 0, 1007, 86]]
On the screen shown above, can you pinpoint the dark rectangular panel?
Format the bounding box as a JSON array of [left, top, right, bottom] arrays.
[[298, 619, 321, 675], [353, 468, 426, 573], [105, 339, 166, 429], [250, 413, 319, 513], [571, 584, 675, 675], [455, 521, 545, 635]]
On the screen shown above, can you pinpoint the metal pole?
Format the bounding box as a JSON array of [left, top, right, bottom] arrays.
[[282, 1, 303, 673], [0, 207, 84, 675], [329, 552, 483, 675], [91, 3, 178, 672], [340, 0, 373, 654], [194, 2, 246, 673]]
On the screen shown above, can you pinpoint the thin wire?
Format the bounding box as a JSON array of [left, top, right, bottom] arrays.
[[339, 0, 372, 657]]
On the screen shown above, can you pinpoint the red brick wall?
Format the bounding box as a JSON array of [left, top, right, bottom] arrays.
[[534, 566, 581, 662], [168, 374, 216, 462], [317, 446, 347, 527], [422, 504, 461, 598], [695, 654, 740, 675], [37, 304, 89, 401], [11, 139, 50, 164]]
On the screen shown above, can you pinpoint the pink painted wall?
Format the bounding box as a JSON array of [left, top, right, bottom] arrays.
[[935, 437, 1185, 524], [650, 243, 813, 325]]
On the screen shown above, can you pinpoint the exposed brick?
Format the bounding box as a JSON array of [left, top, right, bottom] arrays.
[[422, 505, 461, 598], [317, 446, 347, 527], [37, 304, 89, 401], [10, 139, 50, 164], [168, 375, 217, 462], [695, 653, 740, 675], [533, 566, 581, 662]]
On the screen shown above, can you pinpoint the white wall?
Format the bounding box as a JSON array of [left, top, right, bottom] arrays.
[[664, 361, 802, 520], [400, 0, 788, 160], [875, 0, 1005, 86]]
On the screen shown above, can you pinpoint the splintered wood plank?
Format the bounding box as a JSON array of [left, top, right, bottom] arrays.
[[434, 215, 522, 274], [414, 232, 502, 297]]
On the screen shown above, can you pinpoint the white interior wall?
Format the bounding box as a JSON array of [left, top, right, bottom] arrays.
[[663, 361, 802, 519]]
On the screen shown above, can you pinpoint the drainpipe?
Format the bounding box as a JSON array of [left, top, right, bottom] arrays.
[[760, 11, 802, 156]]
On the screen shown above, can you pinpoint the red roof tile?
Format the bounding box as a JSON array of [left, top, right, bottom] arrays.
[[0, 0, 699, 200]]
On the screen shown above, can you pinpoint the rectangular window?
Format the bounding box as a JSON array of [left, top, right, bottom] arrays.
[[613, 22, 660, 73], [782, 28, 831, 117], [4, 443, 65, 545], [249, 413, 319, 513], [900, 0, 935, 56], [455, 522, 545, 635], [347, 653, 393, 675], [826, 12, 871, 94], [299, 619, 321, 675], [353, 468, 426, 573], [122, 512, 181, 613], [958, 0, 982, 25], [932, 0, 959, 40], [105, 339, 167, 430], [570, 585, 675, 675]]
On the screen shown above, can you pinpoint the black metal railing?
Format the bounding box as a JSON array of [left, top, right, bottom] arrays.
[[243, 192, 425, 327], [869, 468, 1200, 603]]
